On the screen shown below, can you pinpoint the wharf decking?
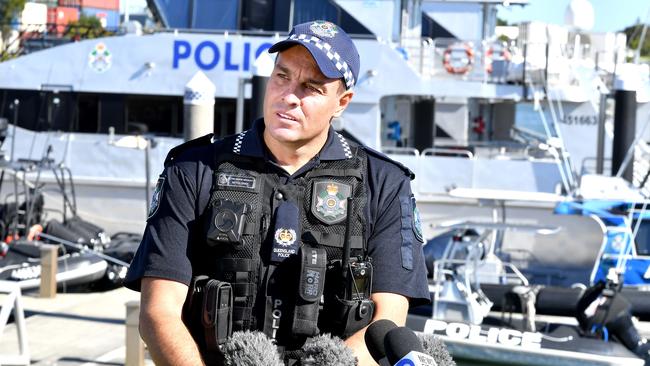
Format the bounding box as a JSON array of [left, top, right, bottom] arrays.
[[0, 286, 153, 366]]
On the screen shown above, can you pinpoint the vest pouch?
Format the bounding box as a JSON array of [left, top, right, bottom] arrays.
[[291, 245, 327, 337], [327, 296, 375, 338], [201, 279, 233, 351]]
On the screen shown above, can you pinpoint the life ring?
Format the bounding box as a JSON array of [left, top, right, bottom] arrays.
[[443, 43, 474, 74], [485, 45, 511, 74]]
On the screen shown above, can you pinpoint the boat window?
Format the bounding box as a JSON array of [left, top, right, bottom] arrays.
[[633, 219, 650, 256]]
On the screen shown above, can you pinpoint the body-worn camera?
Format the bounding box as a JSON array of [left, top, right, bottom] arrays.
[[347, 260, 373, 301], [206, 199, 248, 247]]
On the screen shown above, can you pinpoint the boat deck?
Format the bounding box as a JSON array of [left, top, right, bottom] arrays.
[[0, 286, 153, 366]]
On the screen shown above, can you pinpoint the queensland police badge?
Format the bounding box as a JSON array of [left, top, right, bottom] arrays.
[[148, 176, 165, 219], [311, 180, 352, 225]]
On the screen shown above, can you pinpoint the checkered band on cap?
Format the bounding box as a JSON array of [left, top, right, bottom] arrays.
[[289, 34, 355, 89]]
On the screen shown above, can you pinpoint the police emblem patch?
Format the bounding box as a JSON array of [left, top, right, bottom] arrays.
[[411, 196, 424, 243], [310, 20, 339, 38], [311, 180, 352, 225], [148, 177, 165, 219], [88, 42, 112, 73], [274, 228, 296, 247]]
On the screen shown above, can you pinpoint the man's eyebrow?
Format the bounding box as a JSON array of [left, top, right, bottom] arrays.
[[276, 64, 291, 75]]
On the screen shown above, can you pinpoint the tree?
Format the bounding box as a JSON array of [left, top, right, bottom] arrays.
[[622, 24, 650, 61], [0, 0, 26, 59], [64, 14, 109, 40]]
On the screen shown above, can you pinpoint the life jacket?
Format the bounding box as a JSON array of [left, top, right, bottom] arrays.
[[190, 130, 370, 349]]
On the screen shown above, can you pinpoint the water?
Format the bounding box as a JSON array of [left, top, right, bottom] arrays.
[[514, 102, 557, 137]]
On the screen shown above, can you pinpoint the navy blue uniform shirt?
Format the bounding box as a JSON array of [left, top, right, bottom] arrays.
[[125, 119, 430, 306]]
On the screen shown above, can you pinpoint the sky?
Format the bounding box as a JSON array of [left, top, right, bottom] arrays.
[[119, 0, 649, 34], [498, 0, 650, 33]]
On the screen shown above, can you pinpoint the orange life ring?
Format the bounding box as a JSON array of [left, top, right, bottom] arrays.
[[443, 44, 474, 74], [485, 46, 511, 73]]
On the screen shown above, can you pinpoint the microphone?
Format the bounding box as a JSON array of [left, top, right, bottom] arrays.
[[417, 333, 456, 366], [364, 319, 398, 363], [385, 327, 437, 366], [220, 330, 284, 366], [300, 333, 357, 366]]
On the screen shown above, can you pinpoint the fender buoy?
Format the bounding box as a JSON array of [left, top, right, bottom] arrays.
[[443, 43, 474, 74], [485, 45, 511, 73]]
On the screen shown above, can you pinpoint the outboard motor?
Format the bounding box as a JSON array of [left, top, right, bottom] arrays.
[[577, 272, 650, 361]]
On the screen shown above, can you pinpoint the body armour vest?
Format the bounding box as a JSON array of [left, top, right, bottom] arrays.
[[195, 132, 369, 349]]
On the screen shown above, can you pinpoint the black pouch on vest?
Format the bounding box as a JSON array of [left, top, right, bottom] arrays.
[[202, 279, 233, 351], [291, 245, 327, 337], [329, 296, 375, 338]]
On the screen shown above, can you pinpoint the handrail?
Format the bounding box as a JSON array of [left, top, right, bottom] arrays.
[[381, 146, 420, 156], [422, 147, 474, 159]]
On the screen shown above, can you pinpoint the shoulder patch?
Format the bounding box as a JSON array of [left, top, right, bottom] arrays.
[[361, 146, 415, 180], [164, 133, 215, 167], [148, 176, 165, 219]]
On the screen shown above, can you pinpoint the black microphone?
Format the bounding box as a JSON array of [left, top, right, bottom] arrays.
[[417, 333, 456, 366], [364, 319, 398, 363], [220, 330, 284, 366], [300, 333, 357, 366], [385, 327, 438, 366]]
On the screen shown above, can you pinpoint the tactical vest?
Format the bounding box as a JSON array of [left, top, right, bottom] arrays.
[[195, 132, 369, 348]]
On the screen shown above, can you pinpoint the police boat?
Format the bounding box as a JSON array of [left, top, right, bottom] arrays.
[[408, 201, 650, 365]]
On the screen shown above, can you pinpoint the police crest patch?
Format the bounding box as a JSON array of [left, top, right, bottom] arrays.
[[411, 196, 424, 243], [311, 180, 351, 225], [274, 228, 296, 247], [310, 20, 339, 38], [148, 177, 165, 219]]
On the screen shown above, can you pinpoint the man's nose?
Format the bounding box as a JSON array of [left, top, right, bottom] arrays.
[[281, 84, 302, 107]]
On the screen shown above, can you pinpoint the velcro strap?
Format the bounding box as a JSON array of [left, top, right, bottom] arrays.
[[233, 306, 253, 320], [243, 218, 259, 235], [302, 231, 364, 249], [216, 258, 254, 272], [232, 283, 256, 296], [306, 169, 362, 179]]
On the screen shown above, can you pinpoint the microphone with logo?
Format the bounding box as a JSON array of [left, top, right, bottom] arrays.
[[365, 320, 455, 366], [385, 326, 438, 366], [220, 330, 284, 366]]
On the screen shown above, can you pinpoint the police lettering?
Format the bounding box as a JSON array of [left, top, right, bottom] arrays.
[[424, 319, 542, 349], [172, 40, 273, 71], [271, 299, 282, 340]]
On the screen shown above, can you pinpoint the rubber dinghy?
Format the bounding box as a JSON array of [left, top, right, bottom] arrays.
[[0, 217, 140, 291], [408, 221, 650, 366]]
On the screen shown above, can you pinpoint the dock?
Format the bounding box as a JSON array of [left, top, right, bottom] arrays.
[[0, 286, 153, 366]]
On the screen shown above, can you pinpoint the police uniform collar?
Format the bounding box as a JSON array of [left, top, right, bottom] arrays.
[[233, 119, 353, 161]]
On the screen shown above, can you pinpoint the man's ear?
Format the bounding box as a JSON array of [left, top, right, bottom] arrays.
[[333, 90, 354, 118]]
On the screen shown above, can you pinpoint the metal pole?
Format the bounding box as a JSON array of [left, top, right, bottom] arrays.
[[235, 78, 246, 133], [522, 43, 528, 100], [11, 99, 18, 163], [144, 137, 151, 216], [595, 92, 608, 174]]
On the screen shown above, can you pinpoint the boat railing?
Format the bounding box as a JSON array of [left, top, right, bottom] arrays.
[[421, 147, 473, 159], [381, 146, 420, 156]]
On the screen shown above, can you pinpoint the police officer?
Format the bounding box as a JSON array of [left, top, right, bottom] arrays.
[[125, 20, 430, 366]]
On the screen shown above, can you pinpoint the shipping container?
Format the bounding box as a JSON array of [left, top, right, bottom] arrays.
[[47, 6, 80, 34], [59, 0, 82, 7], [81, 7, 119, 29], [80, 0, 120, 10], [32, 0, 59, 7], [20, 2, 47, 32]]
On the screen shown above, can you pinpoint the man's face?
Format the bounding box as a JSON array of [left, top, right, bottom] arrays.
[[263, 45, 352, 148]]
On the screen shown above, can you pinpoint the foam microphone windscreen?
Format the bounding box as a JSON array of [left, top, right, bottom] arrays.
[[301, 333, 357, 366], [364, 319, 398, 362], [418, 332, 456, 366], [220, 331, 284, 366], [384, 326, 426, 364]]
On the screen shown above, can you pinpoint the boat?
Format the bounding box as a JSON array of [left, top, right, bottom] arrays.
[[1, 0, 648, 238], [409, 196, 650, 365], [0, 135, 140, 291]]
